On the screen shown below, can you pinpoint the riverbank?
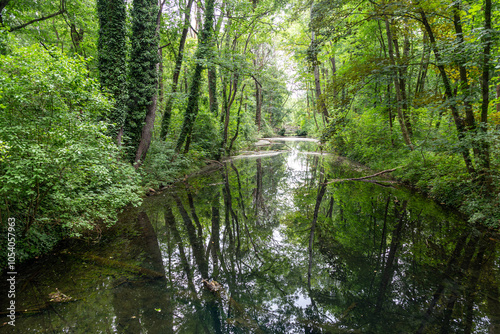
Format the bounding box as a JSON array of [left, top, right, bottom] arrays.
[[324, 133, 499, 230]]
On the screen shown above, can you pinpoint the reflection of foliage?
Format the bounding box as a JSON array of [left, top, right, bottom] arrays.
[[18, 141, 496, 333]]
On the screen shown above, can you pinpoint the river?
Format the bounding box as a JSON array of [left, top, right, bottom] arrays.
[[1, 138, 499, 333]]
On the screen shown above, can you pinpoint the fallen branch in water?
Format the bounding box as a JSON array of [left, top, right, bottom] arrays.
[[324, 167, 403, 184], [81, 254, 164, 278]]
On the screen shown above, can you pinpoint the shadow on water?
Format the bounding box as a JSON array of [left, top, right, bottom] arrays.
[[1, 139, 499, 333]]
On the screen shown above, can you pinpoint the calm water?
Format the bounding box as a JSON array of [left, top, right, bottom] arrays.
[[1, 139, 499, 333]]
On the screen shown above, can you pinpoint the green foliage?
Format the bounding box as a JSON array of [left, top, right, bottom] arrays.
[[141, 140, 196, 187], [2, 0, 99, 59], [190, 111, 221, 157], [324, 102, 499, 228], [295, 129, 308, 136], [175, 0, 216, 153], [260, 121, 277, 138], [0, 45, 142, 266], [124, 0, 159, 161]]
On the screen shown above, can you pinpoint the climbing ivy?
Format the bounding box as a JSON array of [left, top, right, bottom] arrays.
[[97, 0, 128, 138], [124, 0, 159, 161]]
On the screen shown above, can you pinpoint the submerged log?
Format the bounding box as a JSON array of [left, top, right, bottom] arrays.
[[82, 254, 164, 278]]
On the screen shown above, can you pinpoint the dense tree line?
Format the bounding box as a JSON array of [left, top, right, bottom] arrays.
[[0, 0, 291, 265], [287, 0, 500, 227]]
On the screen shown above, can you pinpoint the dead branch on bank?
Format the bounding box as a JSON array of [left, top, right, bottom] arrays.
[[324, 167, 403, 184]]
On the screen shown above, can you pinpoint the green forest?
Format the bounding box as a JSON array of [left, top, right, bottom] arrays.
[[0, 0, 499, 265]]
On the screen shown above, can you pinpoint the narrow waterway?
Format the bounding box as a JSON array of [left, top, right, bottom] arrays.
[[1, 138, 499, 333]]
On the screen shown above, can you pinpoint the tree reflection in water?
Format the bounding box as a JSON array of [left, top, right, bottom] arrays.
[[1, 140, 498, 333], [142, 141, 499, 333]]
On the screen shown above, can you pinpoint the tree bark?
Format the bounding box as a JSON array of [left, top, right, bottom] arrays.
[[384, 17, 414, 150], [160, 0, 194, 140], [133, 0, 165, 167], [228, 84, 246, 153], [479, 0, 492, 177], [393, 32, 413, 136], [175, 0, 216, 153], [453, 4, 475, 130], [254, 59, 262, 131], [419, 9, 475, 175]]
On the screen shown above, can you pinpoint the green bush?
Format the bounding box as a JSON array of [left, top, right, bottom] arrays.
[[141, 140, 196, 188], [296, 129, 308, 136], [190, 111, 221, 158], [0, 45, 142, 266]]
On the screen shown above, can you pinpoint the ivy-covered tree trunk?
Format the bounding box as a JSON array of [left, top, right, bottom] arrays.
[[175, 0, 216, 153], [125, 0, 159, 164], [159, 0, 194, 140], [208, 67, 218, 115], [97, 0, 128, 143]]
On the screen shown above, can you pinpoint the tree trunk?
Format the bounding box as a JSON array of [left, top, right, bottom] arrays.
[[419, 9, 475, 174], [228, 85, 246, 153], [125, 0, 160, 164], [479, 0, 492, 180], [393, 32, 413, 136], [453, 3, 475, 131], [384, 17, 413, 150], [133, 0, 165, 167], [97, 0, 127, 142], [134, 88, 157, 167], [208, 67, 218, 115], [415, 32, 430, 102], [175, 0, 216, 153], [254, 60, 262, 132]]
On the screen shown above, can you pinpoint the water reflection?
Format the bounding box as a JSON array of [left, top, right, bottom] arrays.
[[1, 139, 498, 333]]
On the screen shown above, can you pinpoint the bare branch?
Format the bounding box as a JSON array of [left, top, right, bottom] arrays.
[[324, 167, 403, 184], [9, 0, 66, 33]]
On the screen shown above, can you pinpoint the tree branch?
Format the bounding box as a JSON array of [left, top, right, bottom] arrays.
[[324, 167, 402, 184], [10, 9, 66, 32]]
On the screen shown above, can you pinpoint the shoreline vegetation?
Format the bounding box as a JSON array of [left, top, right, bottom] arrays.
[[1, 0, 499, 267]]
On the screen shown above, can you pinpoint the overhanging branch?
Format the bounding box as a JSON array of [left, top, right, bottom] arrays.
[[324, 167, 403, 184], [10, 9, 66, 32]]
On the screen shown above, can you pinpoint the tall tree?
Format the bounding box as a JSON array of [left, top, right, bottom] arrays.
[[125, 0, 160, 165], [97, 0, 128, 143], [384, 16, 413, 150], [159, 0, 194, 140], [175, 0, 216, 153], [479, 0, 492, 181]]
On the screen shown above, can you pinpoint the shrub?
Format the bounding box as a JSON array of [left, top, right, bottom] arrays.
[[141, 140, 195, 187], [0, 45, 142, 266], [296, 129, 308, 136]]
